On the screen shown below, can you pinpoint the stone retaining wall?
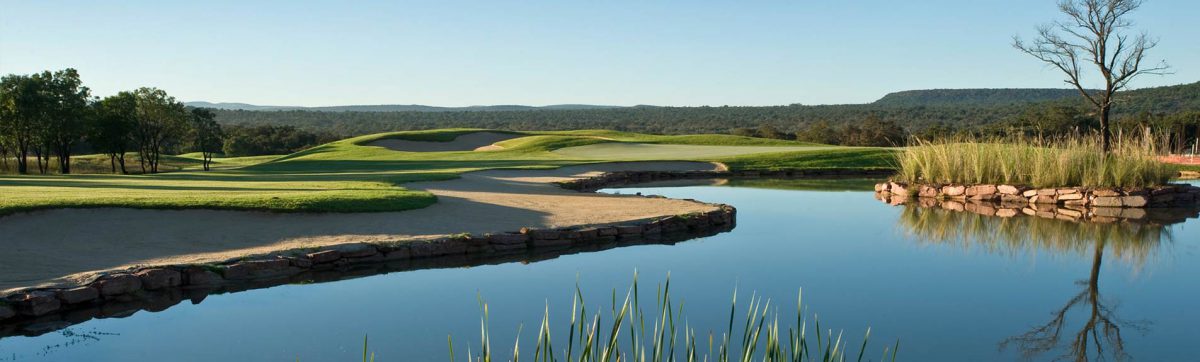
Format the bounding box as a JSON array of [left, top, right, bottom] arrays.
[[875, 181, 1200, 209], [876, 191, 1200, 224], [0, 223, 732, 338]]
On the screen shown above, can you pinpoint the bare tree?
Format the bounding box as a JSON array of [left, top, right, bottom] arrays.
[[1013, 0, 1169, 153]]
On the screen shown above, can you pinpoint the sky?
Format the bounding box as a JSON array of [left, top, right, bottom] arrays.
[[1, 0, 1197, 107]]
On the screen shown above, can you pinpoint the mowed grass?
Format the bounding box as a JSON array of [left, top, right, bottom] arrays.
[[0, 172, 441, 216], [0, 129, 891, 215], [551, 143, 842, 160]]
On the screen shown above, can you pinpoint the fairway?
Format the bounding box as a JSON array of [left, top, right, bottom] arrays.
[[552, 143, 841, 160]]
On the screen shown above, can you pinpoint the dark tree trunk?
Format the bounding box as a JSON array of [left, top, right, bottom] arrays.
[[1099, 104, 1112, 154], [110, 154, 117, 173], [16, 149, 27, 174], [117, 153, 127, 174]]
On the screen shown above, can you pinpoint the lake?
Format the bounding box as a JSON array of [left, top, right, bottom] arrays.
[[1, 179, 1198, 361]]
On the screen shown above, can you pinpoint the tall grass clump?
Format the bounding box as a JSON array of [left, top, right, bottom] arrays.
[[895, 134, 1177, 188], [449, 273, 898, 362]]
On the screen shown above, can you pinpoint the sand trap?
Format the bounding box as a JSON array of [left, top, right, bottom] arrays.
[[368, 132, 522, 152], [0, 162, 722, 292]]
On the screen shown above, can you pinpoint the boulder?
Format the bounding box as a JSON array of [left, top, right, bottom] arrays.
[[56, 287, 99, 304], [307, 250, 342, 264], [135, 269, 182, 290], [409, 239, 468, 258], [521, 228, 561, 240], [9, 291, 61, 317], [616, 225, 644, 235], [1120, 195, 1148, 208], [874, 183, 888, 192], [1057, 188, 1079, 195], [965, 184, 997, 197], [487, 233, 529, 246], [183, 268, 224, 286], [918, 185, 939, 198], [996, 185, 1021, 195], [1092, 188, 1121, 197], [888, 182, 909, 195], [0, 304, 14, 320], [597, 227, 620, 236], [576, 228, 600, 240], [331, 243, 379, 258], [1056, 193, 1084, 201], [1037, 189, 1057, 196], [288, 257, 313, 268], [1152, 194, 1176, 204], [942, 185, 966, 197], [1093, 196, 1122, 207], [94, 274, 143, 296], [223, 259, 294, 280], [383, 246, 412, 260], [1022, 189, 1039, 198], [1030, 195, 1056, 204]]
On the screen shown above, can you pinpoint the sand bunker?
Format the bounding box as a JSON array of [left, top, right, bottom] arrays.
[[0, 162, 722, 292], [368, 132, 522, 152]]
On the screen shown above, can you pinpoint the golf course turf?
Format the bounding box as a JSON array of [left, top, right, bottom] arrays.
[[0, 129, 898, 216]]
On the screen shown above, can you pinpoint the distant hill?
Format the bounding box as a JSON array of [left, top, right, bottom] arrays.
[[872, 88, 1091, 106], [184, 102, 623, 112]]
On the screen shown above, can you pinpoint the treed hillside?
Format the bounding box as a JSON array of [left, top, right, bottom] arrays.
[[872, 88, 1087, 106], [208, 82, 1200, 137], [186, 102, 623, 112]]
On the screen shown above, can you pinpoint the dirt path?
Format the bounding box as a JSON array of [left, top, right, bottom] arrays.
[[0, 162, 722, 292], [367, 132, 521, 152]]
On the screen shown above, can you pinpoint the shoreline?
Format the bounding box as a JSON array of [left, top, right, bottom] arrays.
[[0, 164, 889, 334]]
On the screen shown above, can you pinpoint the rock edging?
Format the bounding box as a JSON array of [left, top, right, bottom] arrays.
[[875, 182, 1200, 209], [1, 169, 751, 331]]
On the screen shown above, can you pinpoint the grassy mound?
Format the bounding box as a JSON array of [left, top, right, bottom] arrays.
[[895, 137, 1177, 188], [0, 129, 892, 215]]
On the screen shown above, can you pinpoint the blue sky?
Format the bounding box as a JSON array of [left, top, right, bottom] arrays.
[[1, 0, 1196, 106]]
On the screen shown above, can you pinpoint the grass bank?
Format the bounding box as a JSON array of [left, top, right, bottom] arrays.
[[0, 129, 892, 215], [895, 137, 1177, 188]]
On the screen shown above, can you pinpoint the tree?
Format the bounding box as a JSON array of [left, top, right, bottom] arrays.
[[189, 108, 224, 171], [132, 88, 188, 174], [1014, 0, 1170, 153], [38, 69, 90, 174], [796, 120, 841, 145], [91, 92, 138, 174], [0, 74, 44, 174]]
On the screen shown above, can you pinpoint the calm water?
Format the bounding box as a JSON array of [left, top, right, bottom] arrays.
[[2, 179, 1199, 361]]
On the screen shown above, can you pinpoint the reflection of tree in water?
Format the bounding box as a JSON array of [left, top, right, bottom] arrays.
[[0, 328, 119, 361], [897, 206, 1184, 361], [999, 239, 1149, 362]]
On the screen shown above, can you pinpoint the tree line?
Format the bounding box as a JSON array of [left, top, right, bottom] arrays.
[[0, 69, 221, 174], [1, 69, 334, 175], [207, 81, 1198, 148]]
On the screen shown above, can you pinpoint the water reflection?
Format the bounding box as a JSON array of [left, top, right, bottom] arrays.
[[895, 204, 1198, 361]]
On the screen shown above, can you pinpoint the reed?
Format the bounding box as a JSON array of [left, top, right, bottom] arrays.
[[449, 273, 898, 362], [895, 134, 1177, 188]]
